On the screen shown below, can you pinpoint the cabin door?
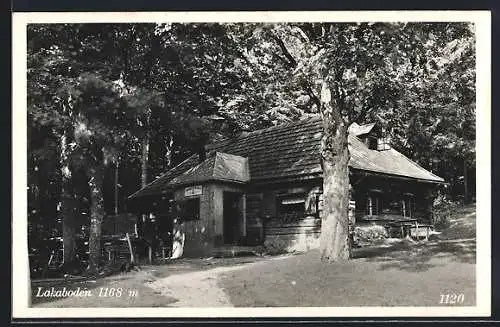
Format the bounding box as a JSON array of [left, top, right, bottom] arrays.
[[223, 192, 242, 245]]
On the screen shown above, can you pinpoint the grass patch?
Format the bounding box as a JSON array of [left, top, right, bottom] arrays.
[[219, 245, 476, 307]]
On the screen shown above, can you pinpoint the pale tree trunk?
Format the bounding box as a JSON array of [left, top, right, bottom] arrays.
[[141, 108, 152, 188], [87, 166, 105, 273], [136, 113, 151, 243], [60, 129, 77, 267], [141, 132, 151, 261], [141, 134, 149, 189], [140, 131, 150, 233], [114, 160, 120, 216], [113, 161, 120, 237], [463, 158, 468, 204], [138, 109, 151, 244], [165, 132, 173, 169], [27, 249, 32, 306], [318, 83, 351, 262]]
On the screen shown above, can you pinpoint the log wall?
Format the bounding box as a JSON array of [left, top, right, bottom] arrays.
[[264, 215, 322, 253], [245, 179, 324, 253]]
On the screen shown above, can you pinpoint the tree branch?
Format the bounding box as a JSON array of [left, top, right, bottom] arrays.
[[270, 34, 297, 68], [122, 26, 136, 83], [272, 53, 292, 68], [304, 84, 321, 111], [350, 103, 372, 125], [298, 24, 317, 42]]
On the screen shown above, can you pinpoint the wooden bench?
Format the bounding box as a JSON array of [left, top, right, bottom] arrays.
[[385, 219, 417, 238], [410, 223, 434, 241]]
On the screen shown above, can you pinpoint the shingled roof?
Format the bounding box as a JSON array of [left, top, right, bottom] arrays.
[[168, 152, 250, 187], [129, 116, 444, 199]]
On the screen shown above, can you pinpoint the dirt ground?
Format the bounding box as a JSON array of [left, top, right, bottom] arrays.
[[31, 238, 475, 308], [31, 256, 269, 307]]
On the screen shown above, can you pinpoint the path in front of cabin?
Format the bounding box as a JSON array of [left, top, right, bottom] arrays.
[[146, 256, 291, 307], [147, 237, 476, 307]]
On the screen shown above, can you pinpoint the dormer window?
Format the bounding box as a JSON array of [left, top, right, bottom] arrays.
[[377, 127, 391, 151], [377, 136, 391, 151], [350, 122, 391, 151]]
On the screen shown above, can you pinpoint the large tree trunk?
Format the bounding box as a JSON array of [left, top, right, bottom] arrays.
[[318, 83, 351, 262], [86, 166, 105, 273], [60, 130, 77, 267]]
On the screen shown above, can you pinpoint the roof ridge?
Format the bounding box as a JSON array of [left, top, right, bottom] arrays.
[[203, 115, 321, 151], [237, 115, 321, 137], [212, 151, 222, 179], [215, 151, 247, 159], [391, 149, 445, 182]]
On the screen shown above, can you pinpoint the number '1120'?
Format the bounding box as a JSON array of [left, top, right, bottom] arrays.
[[440, 293, 464, 304]]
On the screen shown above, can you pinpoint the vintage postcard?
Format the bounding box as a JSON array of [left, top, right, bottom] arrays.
[[12, 10, 491, 319]]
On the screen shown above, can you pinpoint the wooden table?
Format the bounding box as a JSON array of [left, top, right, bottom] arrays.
[[385, 218, 417, 238]]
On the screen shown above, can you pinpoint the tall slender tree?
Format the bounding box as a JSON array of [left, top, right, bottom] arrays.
[[60, 74, 129, 272]]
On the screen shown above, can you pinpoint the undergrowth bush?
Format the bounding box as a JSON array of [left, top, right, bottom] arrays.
[[353, 224, 388, 247], [432, 195, 463, 231]]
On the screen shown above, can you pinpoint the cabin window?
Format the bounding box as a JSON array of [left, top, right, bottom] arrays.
[[402, 198, 413, 217], [366, 196, 380, 215], [381, 198, 403, 215], [177, 198, 200, 221], [377, 137, 391, 151], [277, 194, 306, 214], [377, 197, 413, 217]]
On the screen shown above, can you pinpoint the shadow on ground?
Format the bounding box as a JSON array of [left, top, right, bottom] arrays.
[[352, 238, 476, 272]]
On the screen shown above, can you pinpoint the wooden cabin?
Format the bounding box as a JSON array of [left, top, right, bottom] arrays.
[[127, 116, 445, 257]]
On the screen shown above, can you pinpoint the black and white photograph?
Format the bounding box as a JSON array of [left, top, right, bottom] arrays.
[[12, 11, 491, 318]]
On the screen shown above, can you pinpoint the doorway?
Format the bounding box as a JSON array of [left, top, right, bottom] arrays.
[[223, 192, 242, 245]]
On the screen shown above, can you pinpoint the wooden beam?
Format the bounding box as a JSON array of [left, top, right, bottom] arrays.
[[353, 169, 446, 185]]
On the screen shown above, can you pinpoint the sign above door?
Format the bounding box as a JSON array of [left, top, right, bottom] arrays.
[[185, 185, 202, 197]]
